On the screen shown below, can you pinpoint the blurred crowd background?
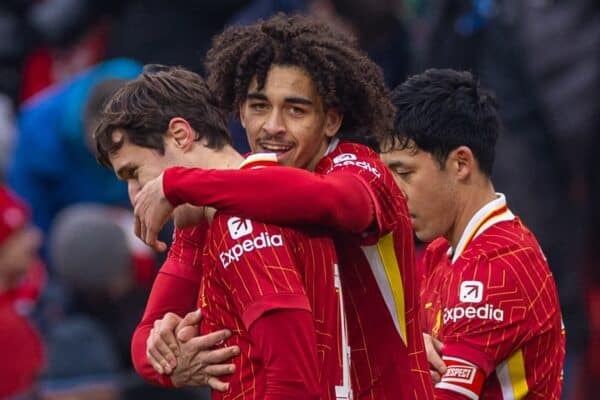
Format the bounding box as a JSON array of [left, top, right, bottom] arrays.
[[0, 0, 597, 399]]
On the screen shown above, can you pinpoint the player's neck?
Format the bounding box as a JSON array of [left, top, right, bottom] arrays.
[[194, 144, 244, 170], [448, 180, 497, 249]]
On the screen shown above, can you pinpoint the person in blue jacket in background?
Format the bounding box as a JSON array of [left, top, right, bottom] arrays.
[[7, 58, 142, 260]]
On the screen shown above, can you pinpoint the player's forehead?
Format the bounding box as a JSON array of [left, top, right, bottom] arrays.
[[247, 64, 321, 105], [380, 139, 421, 166]]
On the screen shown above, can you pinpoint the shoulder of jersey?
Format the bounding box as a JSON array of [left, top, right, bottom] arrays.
[[425, 237, 451, 261], [328, 141, 377, 159], [467, 220, 533, 258]]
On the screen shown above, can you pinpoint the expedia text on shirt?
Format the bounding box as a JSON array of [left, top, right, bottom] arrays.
[[330, 157, 381, 178], [219, 232, 283, 268], [443, 304, 504, 324]]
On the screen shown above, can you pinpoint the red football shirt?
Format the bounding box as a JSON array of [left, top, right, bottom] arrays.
[[421, 194, 565, 399], [314, 141, 433, 400], [199, 155, 346, 400], [163, 140, 434, 399], [200, 215, 346, 399]]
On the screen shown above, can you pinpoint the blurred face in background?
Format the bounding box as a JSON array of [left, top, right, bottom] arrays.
[[0, 225, 42, 288]]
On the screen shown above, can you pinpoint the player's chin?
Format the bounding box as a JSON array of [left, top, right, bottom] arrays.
[[414, 226, 434, 243]]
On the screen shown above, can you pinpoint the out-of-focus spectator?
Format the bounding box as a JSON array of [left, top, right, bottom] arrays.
[[40, 315, 121, 400], [0, 2, 29, 177], [20, 0, 111, 101], [105, 0, 249, 72], [0, 185, 45, 399], [0, 94, 17, 176], [48, 204, 155, 367], [7, 59, 141, 255], [421, 1, 599, 398], [0, 1, 31, 105]]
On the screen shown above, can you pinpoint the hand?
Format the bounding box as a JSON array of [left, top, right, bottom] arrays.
[[423, 333, 446, 383], [176, 309, 204, 342], [147, 312, 184, 375], [170, 329, 241, 391], [134, 172, 172, 252]]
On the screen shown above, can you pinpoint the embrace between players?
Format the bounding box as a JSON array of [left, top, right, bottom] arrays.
[[94, 14, 565, 400]]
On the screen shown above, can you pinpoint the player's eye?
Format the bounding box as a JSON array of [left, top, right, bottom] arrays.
[[249, 102, 268, 111], [289, 106, 306, 116], [395, 170, 412, 180]]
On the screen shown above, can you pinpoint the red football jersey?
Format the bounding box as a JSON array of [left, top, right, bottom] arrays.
[[421, 195, 565, 399], [200, 215, 346, 399], [315, 141, 433, 400], [199, 155, 347, 400]]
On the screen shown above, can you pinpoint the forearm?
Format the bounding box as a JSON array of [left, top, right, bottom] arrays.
[[164, 167, 374, 233], [249, 309, 321, 400], [131, 270, 199, 386]]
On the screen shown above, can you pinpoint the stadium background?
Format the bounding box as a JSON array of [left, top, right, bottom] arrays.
[[0, 0, 597, 399]]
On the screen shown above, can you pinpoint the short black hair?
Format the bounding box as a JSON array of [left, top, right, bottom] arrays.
[[389, 69, 501, 176], [205, 13, 394, 148]]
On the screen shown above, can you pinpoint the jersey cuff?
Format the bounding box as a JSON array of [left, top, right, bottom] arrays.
[[242, 294, 311, 330], [436, 356, 486, 399]]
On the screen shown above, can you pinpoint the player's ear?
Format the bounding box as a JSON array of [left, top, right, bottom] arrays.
[[167, 117, 195, 150], [448, 145, 475, 181], [324, 108, 342, 138]]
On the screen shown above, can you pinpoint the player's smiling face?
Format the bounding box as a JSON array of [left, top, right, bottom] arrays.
[[240, 65, 342, 171], [381, 139, 458, 242]]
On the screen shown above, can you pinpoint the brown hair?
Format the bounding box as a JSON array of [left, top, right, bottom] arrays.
[[95, 65, 230, 168], [205, 13, 394, 149]]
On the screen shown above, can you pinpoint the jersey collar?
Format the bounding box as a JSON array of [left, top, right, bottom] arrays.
[[450, 193, 514, 263], [239, 153, 279, 170], [325, 137, 340, 156]]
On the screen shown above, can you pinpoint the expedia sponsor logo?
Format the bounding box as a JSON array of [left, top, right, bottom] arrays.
[[227, 217, 253, 239], [444, 366, 476, 384], [459, 281, 483, 303], [331, 154, 381, 178], [443, 304, 504, 323], [219, 232, 283, 268], [332, 153, 357, 163]]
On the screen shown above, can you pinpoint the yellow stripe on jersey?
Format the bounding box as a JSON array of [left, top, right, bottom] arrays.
[[507, 349, 529, 399], [497, 349, 529, 400], [432, 310, 442, 338], [361, 232, 407, 345]]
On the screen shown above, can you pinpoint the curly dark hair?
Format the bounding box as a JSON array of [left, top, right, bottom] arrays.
[[95, 65, 230, 169], [390, 69, 501, 176], [205, 13, 394, 148]]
